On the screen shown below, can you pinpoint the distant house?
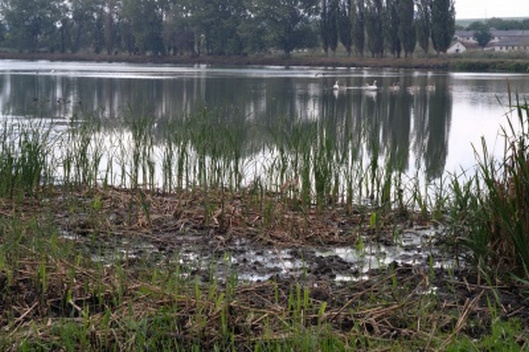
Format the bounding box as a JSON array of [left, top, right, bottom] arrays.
[[485, 33, 529, 52], [454, 31, 478, 43], [447, 40, 479, 53], [451, 29, 529, 53]]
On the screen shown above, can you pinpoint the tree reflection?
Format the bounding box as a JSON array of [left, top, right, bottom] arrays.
[[0, 69, 455, 181]]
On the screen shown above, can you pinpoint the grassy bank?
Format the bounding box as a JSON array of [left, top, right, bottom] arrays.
[[0, 95, 529, 350], [1, 51, 529, 73]]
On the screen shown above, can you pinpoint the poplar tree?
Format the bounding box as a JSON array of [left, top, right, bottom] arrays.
[[328, 0, 340, 54], [416, 0, 431, 54], [352, 0, 366, 56], [320, 0, 330, 54], [385, 0, 401, 58], [365, 0, 384, 57], [431, 0, 455, 54], [398, 0, 415, 57], [338, 0, 353, 55]]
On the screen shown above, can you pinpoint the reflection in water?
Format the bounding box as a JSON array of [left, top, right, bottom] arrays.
[[0, 63, 525, 186]]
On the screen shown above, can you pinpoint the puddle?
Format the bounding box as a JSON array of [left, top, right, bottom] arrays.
[[60, 225, 458, 283], [315, 227, 455, 281]]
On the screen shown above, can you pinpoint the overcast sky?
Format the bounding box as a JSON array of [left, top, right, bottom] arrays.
[[455, 0, 529, 19]]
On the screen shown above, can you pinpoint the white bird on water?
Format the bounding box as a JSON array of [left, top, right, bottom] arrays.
[[333, 81, 345, 90], [364, 80, 377, 91]]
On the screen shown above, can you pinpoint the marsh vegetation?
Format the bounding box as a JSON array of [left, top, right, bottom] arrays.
[[0, 82, 528, 350]]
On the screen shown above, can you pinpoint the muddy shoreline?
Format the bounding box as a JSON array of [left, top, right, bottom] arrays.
[[1, 51, 528, 72], [2, 185, 529, 349]]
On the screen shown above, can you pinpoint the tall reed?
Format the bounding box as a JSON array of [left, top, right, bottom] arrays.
[[456, 93, 529, 279], [0, 120, 54, 198]]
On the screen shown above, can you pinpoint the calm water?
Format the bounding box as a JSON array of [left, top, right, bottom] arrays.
[[0, 59, 528, 183]]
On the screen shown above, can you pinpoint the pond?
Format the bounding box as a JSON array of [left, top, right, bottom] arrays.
[[0, 59, 527, 187]]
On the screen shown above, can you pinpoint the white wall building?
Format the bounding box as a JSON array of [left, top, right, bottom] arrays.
[[451, 29, 529, 52]]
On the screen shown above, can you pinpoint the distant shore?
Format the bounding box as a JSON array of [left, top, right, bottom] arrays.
[[0, 52, 528, 73]]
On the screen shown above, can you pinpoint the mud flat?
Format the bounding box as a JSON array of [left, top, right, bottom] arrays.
[[1, 185, 528, 350]]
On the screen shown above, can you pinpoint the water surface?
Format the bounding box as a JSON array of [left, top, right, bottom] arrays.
[[0, 60, 527, 183]]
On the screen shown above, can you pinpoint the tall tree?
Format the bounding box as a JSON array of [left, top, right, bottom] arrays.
[[398, 0, 415, 57], [104, 0, 119, 55], [416, 0, 431, 54], [328, 0, 339, 54], [68, 0, 106, 53], [365, 0, 384, 57], [121, 0, 164, 55], [0, 18, 6, 44], [58, 15, 72, 53], [259, 0, 319, 56], [385, 0, 401, 58], [338, 0, 354, 55], [472, 22, 492, 48], [352, 0, 365, 56], [431, 0, 455, 54], [92, 2, 107, 54], [1, 0, 62, 52], [320, 0, 330, 54], [162, 1, 196, 55], [189, 0, 246, 55], [237, 0, 268, 54]]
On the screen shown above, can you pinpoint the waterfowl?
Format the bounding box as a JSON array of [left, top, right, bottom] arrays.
[[406, 85, 420, 93], [333, 81, 345, 90], [388, 81, 400, 92], [365, 80, 377, 91], [426, 84, 436, 92]]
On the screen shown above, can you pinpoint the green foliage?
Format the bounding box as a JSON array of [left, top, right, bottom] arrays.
[[162, 3, 196, 55], [446, 318, 525, 352], [1, 0, 64, 52], [431, 0, 456, 54], [188, 0, 246, 56], [320, 0, 331, 54], [259, 0, 319, 55], [0, 121, 53, 198], [452, 94, 529, 281], [122, 0, 165, 55], [337, 0, 354, 55], [416, 0, 432, 54], [327, 0, 340, 54], [0, 17, 6, 44], [0, 0, 527, 58], [487, 17, 529, 30], [385, 0, 401, 58], [365, 0, 385, 57], [398, 0, 416, 58], [352, 0, 366, 56], [472, 23, 493, 48]]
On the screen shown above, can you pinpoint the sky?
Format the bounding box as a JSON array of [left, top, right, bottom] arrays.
[[455, 0, 529, 19]]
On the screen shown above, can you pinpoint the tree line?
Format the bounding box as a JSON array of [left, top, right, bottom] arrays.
[[0, 0, 456, 57]]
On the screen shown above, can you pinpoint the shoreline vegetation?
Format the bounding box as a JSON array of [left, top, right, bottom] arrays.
[[1, 51, 529, 72], [0, 63, 529, 349]]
